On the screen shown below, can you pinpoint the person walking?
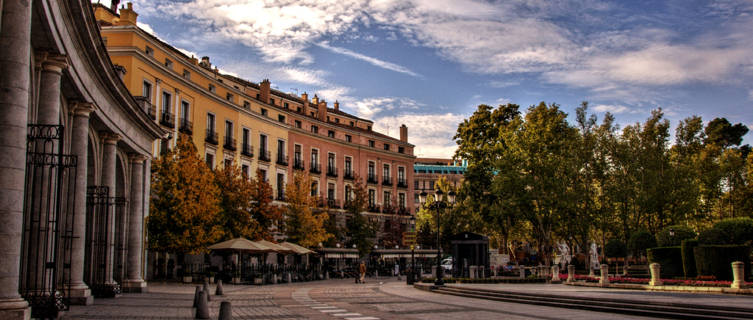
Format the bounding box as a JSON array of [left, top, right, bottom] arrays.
[[359, 261, 367, 284]]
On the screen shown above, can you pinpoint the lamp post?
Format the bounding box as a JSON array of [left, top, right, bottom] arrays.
[[408, 216, 416, 285], [419, 187, 456, 286]]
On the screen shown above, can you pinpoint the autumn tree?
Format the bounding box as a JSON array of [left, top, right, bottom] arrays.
[[284, 172, 332, 247], [214, 160, 258, 239], [148, 134, 223, 255], [249, 170, 282, 240], [346, 176, 376, 255]]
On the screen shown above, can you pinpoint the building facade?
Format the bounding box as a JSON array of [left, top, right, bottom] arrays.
[[413, 158, 467, 210], [0, 1, 164, 319]]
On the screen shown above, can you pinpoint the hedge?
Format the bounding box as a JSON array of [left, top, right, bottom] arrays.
[[647, 246, 683, 277], [656, 225, 696, 247], [681, 239, 698, 278], [628, 231, 656, 257], [605, 239, 627, 258], [693, 245, 751, 281]]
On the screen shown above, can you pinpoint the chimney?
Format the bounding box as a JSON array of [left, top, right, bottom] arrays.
[[260, 79, 271, 104], [312, 94, 319, 106], [334, 100, 339, 111], [190, 55, 198, 65], [318, 100, 327, 121], [400, 124, 408, 142], [199, 56, 211, 68], [110, 0, 121, 12], [117, 2, 138, 26], [301, 92, 309, 114]]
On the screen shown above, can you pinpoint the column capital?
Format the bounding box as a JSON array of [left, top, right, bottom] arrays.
[[100, 132, 121, 145], [155, 78, 161, 84], [128, 153, 148, 163], [41, 55, 68, 74], [70, 102, 96, 117]]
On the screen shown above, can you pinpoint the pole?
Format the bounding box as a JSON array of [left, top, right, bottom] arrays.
[[435, 204, 443, 285]]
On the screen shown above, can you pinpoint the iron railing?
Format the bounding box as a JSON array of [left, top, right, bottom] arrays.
[[224, 136, 236, 151], [310, 162, 321, 174], [179, 117, 193, 134], [258, 149, 271, 162], [327, 165, 338, 177], [241, 143, 254, 157], [382, 176, 392, 186], [276, 154, 288, 166], [160, 112, 174, 127], [293, 158, 305, 170], [367, 174, 378, 184], [205, 130, 218, 145], [344, 170, 354, 180], [397, 179, 408, 188]]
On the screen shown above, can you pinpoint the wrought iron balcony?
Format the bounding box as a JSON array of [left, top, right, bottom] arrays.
[[310, 162, 321, 174], [241, 143, 254, 157], [368, 204, 380, 213], [382, 176, 392, 186], [327, 198, 340, 209], [179, 117, 193, 134], [205, 129, 218, 145], [276, 189, 286, 201], [382, 205, 394, 214], [160, 112, 174, 127], [223, 136, 236, 151], [327, 165, 338, 177], [258, 149, 271, 162], [293, 158, 305, 170], [398, 206, 410, 215], [397, 179, 408, 188], [276, 154, 288, 166], [367, 174, 378, 184], [344, 170, 354, 180]]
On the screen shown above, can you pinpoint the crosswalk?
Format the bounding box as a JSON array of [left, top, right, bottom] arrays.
[[291, 288, 380, 320]]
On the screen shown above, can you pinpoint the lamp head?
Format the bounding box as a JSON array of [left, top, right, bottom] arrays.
[[448, 190, 456, 204], [419, 190, 428, 204]]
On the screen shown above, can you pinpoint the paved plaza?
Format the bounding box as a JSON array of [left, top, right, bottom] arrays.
[[58, 278, 683, 319]]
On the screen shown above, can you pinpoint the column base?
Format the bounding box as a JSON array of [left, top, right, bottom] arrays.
[[0, 298, 30, 320], [66, 283, 93, 305], [122, 279, 148, 293]]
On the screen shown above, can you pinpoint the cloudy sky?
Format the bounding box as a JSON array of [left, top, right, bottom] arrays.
[[100, 0, 752, 157]]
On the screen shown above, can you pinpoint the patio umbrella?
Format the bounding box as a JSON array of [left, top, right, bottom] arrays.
[[255, 239, 295, 254], [280, 242, 314, 255], [208, 237, 273, 254]]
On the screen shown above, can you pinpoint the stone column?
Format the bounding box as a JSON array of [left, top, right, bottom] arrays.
[[123, 154, 147, 292], [173, 88, 179, 146], [648, 263, 662, 286], [731, 261, 745, 289], [0, 0, 32, 317], [68, 102, 96, 305], [599, 264, 609, 286], [551, 265, 560, 282], [567, 264, 575, 283], [100, 133, 120, 290], [37, 55, 67, 124], [142, 158, 151, 280]]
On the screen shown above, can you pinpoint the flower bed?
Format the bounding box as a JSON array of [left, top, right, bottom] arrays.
[[566, 274, 751, 287], [420, 277, 546, 284]]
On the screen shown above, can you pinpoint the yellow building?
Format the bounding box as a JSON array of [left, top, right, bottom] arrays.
[[95, 3, 291, 196]]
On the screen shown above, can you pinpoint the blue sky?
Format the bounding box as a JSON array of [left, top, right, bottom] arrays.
[[101, 0, 752, 157]]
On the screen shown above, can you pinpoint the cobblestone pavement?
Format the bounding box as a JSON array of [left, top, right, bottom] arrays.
[[61, 278, 665, 319]]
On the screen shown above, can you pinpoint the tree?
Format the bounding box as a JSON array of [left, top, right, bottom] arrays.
[[214, 160, 258, 240], [345, 176, 376, 256], [249, 169, 282, 240], [284, 172, 332, 247], [148, 134, 223, 255]]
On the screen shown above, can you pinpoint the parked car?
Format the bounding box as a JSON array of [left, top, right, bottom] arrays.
[[441, 257, 453, 273]]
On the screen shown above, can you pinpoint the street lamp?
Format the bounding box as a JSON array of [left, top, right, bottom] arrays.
[[418, 186, 455, 286], [408, 215, 416, 285]]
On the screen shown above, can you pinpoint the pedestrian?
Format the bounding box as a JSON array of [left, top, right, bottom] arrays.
[[359, 261, 366, 284]]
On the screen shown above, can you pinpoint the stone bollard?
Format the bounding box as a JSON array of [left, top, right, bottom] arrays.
[[287, 272, 293, 284], [519, 267, 525, 279], [193, 286, 201, 307], [203, 282, 211, 301], [649, 263, 662, 286], [325, 271, 329, 280], [272, 274, 278, 284], [218, 301, 232, 320], [469, 266, 477, 279], [599, 264, 609, 286], [731, 261, 746, 289], [479, 267, 485, 278], [215, 279, 224, 296], [588, 266, 595, 277], [567, 265, 575, 283], [195, 290, 210, 319], [551, 265, 560, 282]]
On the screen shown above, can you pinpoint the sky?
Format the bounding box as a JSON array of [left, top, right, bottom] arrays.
[[99, 0, 752, 158]]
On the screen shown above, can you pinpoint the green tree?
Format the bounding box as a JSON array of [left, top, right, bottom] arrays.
[[284, 173, 332, 247], [148, 134, 223, 255]]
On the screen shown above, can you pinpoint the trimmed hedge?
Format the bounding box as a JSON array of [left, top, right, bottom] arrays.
[[628, 231, 656, 257], [681, 239, 698, 278], [713, 218, 753, 245], [647, 246, 683, 277], [693, 245, 751, 281]]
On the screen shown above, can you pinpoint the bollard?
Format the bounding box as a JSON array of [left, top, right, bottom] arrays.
[[431, 266, 437, 279], [325, 271, 329, 280], [287, 272, 292, 284], [469, 266, 477, 279], [215, 279, 224, 296], [567, 265, 575, 283], [218, 301, 232, 320], [519, 267, 525, 279], [203, 282, 211, 302], [599, 264, 609, 286], [649, 263, 662, 286], [272, 274, 278, 284], [588, 266, 595, 277], [551, 265, 560, 282], [193, 286, 201, 307], [731, 261, 746, 289], [195, 290, 210, 319]]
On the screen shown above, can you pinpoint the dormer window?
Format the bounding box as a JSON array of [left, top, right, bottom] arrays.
[[164, 58, 173, 69], [209, 84, 216, 93], [226, 93, 233, 102], [328, 130, 335, 138], [145, 46, 154, 56], [261, 108, 268, 116], [182, 69, 190, 79]]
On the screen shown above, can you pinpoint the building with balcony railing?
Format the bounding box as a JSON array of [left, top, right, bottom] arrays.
[[276, 154, 288, 166], [223, 136, 236, 151], [327, 165, 338, 177], [160, 111, 174, 127], [179, 117, 193, 134], [205, 129, 218, 145], [413, 158, 467, 211], [241, 143, 254, 157], [293, 158, 305, 170], [258, 149, 271, 162], [309, 162, 321, 174]]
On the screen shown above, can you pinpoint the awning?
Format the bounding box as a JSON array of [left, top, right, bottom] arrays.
[[255, 239, 295, 254], [324, 253, 360, 259], [381, 253, 437, 259], [280, 242, 314, 255], [207, 238, 273, 253]]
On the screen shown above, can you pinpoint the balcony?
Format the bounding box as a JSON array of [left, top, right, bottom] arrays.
[[241, 143, 254, 157], [327, 165, 338, 177], [344, 170, 354, 180], [223, 136, 236, 151], [398, 206, 410, 215], [327, 198, 340, 209], [276, 189, 286, 201], [276, 154, 288, 166], [368, 204, 380, 213], [134, 96, 156, 120], [367, 174, 378, 184], [179, 117, 193, 135], [382, 176, 392, 186], [205, 129, 218, 145], [293, 158, 305, 170], [310, 162, 321, 174], [382, 205, 394, 214], [160, 112, 174, 127], [258, 149, 271, 162], [397, 179, 408, 188]]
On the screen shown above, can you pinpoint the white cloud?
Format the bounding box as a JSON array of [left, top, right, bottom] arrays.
[[748, 89, 753, 100], [136, 22, 156, 36], [344, 96, 423, 119], [372, 113, 465, 158], [316, 42, 420, 77], [592, 104, 640, 114], [488, 80, 519, 88]]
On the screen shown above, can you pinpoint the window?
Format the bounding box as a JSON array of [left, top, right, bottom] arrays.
[[350, 121, 354, 127], [205, 153, 214, 169], [414, 193, 419, 203], [368, 140, 375, 148], [311, 181, 318, 197], [241, 164, 249, 177], [218, 79, 223, 83], [162, 91, 171, 114], [328, 183, 335, 200], [345, 157, 352, 175], [335, 118, 340, 123], [243, 101, 250, 109], [367, 125, 372, 131], [398, 167, 405, 182], [270, 98, 275, 105], [294, 144, 302, 164], [226, 93, 233, 102], [328, 130, 335, 138], [345, 135, 352, 143], [398, 146, 405, 154], [242, 128, 250, 149], [368, 161, 375, 179], [311, 149, 319, 166], [414, 181, 419, 190], [294, 120, 302, 128], [284, 102, 289, 109], [224, 158, 232, 168], [209, 84, 216, 93], [277, 173, 285, 199], [297, 107, 302, 113], [368, 189, 375, 206], [206, 113, 215, 132], [256, 93, 260, 99], [345, 185, 352, 203], [277, 140, 286, 160], [311, 125, 318, 134], [234, 85, 239, 90], [164, 58, 173, 69], [259, 169, 267, 182], [142, 81, 152, 100], [384, 143, 390, 151], [328, 153, 335, 169], [310, 112, 315, 117], [180, 101, 189, 121], [278, 114, 286, 123], [261, 108, 268, 116], [225, 120, 233, 139], [182, 69, 190, 79], [399, 193, 406, 208], [259, 134, 268, 153], [383, 164, 390, 179], [145, 46, 154, 56], [383, 191, 391, 205], [429, 180, 435, 190]]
